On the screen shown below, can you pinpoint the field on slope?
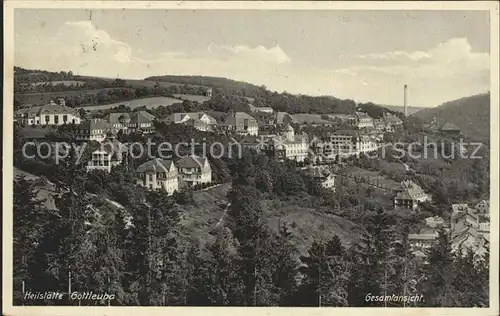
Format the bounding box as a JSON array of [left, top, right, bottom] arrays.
[[26, 80, 86, 87], [172, 94, 211, 103], [15, 88, 136, 105], [75, 96, 183, 110], [78, 76, 210, 89], [413, 93, 490, 141], [184, 183, 360, 252]]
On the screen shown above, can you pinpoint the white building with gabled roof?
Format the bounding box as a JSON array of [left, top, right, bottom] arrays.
[[86, 139, 127, 173], [176, 155, 212, 187], [136, 158, 179, 195], [15, 100, 81, 125]]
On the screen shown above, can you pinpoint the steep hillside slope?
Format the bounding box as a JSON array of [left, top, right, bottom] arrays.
[[413, 93, 490, 140]]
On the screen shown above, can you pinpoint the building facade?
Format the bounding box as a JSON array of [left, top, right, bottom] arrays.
[[355, 111, 374, 129], [106, 111, 156, 134], [166, 112, 217, 132], [73, 119, 110, 143], [136, 158, 179, 195], [224, 112, 259, 136], [177, 155, 212, 187], [86, 139, 127, 173], [393, 180, 430, 210], [15, 100, 81, 126], [263, 125, 309, 162]]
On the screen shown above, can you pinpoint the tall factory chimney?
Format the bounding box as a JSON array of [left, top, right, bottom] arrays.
[[404, 84, 408, 116]]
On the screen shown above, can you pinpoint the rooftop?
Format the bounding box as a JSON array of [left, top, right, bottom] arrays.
[[136, 158, 174, 174], [177, 155, 208, 169]]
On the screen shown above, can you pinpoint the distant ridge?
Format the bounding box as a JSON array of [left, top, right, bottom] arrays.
[[412, 93, 490, 141]]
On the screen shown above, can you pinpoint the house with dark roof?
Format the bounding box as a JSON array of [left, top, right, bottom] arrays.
[[439, 122, 461, 136], [106, 111, 156, 134], [393, 180, 430, 210], [176, 155, 212, 187], [355, 111, 374, 129], [15, 100, 81, 126], [136, 158, 179, 195], [74, 119, 110, 143], [224, 112, 258, 136], [303, 166, 336, 190], [272, 112, 298, 126], [86, 139, 127, 173]]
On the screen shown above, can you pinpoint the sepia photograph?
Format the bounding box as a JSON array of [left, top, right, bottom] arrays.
[[3, 1, 499, 316]]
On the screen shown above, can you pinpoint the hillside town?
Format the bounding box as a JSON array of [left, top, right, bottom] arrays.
[[13, 83, 490, 264], [9, 7, 493, 309]]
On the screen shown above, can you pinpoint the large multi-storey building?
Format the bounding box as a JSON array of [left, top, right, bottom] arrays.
[[15, 100, 81, 126], [355, 111, 374, 129], [176, 155, 212, 187], [73, 119, 110, 143], [263, 125, 309, 162], [136, 158, 179, 195], [322, 130, 378, 159]]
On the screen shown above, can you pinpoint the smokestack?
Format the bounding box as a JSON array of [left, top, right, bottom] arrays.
[[404, 84, 408, 116]]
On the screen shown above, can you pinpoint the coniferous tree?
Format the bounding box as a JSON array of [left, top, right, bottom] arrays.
[[298, 236, 349, 307], [13, 177, 52, 304], [205, 228, 243, 305], [419, 229, 457, 306]]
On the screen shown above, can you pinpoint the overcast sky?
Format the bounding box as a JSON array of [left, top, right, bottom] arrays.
[[14, 9, 490, 107]]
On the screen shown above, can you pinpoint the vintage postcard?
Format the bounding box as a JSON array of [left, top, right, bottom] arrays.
[[3, 1, 499, 316]]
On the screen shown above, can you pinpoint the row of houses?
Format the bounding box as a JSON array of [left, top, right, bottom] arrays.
[[135, 155, 212, 195], [16, 99, 402, 140], [408, 200, 490, 260], [86, 138, 212, 195]]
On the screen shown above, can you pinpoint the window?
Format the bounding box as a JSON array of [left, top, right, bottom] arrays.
[[104, 161, 109, 166], [149, 174, 154, 181], [63, 115, 68, 122], [54, 116, 59, 124], [45, 115, 50, 123]]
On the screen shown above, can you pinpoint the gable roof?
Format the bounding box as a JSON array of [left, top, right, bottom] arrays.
[[15, 102, 78, 118], [81, 119, 109, 130], [106, 111, 155, 125], [136, 158, 174, 173], [225, 112, 257, 126], [440, 122, 461, 131], [167, 112, 217, 124], [177, 155, 208, 169], [132, 111, 155, 124], [395, 180, 427, 200]]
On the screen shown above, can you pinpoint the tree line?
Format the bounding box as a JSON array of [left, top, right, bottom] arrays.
[[13, 146, 489, 306]]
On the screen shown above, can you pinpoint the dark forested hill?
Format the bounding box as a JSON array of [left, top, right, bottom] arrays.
[[146, 75, 358, 114], [412, 93, 490, 141]]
